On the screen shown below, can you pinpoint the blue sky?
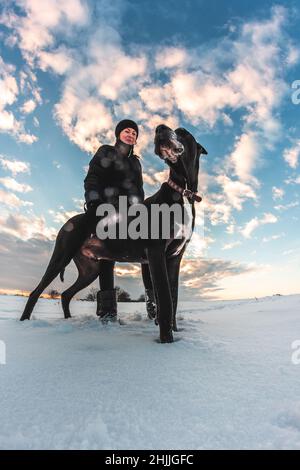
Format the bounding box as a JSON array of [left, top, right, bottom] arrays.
[[0, 0, 299, 300]]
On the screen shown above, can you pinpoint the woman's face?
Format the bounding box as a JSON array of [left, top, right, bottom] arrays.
[[119, 128, 137, 145]]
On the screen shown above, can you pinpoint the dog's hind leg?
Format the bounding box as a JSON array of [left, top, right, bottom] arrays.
[[20, 224, 79, 321], [20, 213, 96, 321], [20, 255, 71, 321], [61, 253, 100, 319]]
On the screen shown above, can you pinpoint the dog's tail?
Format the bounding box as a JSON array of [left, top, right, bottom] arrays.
[[60, 268, 65, 282]]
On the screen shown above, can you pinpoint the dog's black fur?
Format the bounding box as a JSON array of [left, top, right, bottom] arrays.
[[20, 125, 207, 343]]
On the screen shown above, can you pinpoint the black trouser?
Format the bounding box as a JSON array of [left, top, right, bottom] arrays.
[[87, 203, 150, 292], [98, 260, 115, 290], [84, 203, 116, 291]]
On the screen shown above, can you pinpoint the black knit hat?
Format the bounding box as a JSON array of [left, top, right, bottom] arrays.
[[115, 119, 139, 139]]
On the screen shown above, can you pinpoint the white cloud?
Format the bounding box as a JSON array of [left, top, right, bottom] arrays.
[[139, 83, 174, 114], [241, 212, 278, 238], [38, 47, 74, 75], [216, 174, 258, 210], [0, 177, 33, 193], [178, 257, 256, 299], [0, 71, 18, 107], [226, 223, 236, 235], [0, 55, 38, 143], [0, 210, 57, 240], [52, 160, 61, 169], [113, 256, 256, 300], [48, 208, 79, 224], [21, 99, 36, 114], [185, 232, 215, 258], [99, 55, 147, 101], [283, 140, 300, 169], [272, 186, 284, 200], [262, 232, 285, 243], [115, 264, 141, 277], [222, 241, 242, 250], [0, 188, 32, 208], [202, 174, 259, 228], [0, 56, 18, 132], [285, 176, 300, 185], [143, 169, 169, 186], [0, 109, 15, 131], [227, 132, 259, 183], [203, 195, 233, 226], [171, 73, 239, 127], [240, 218, 260, 238], [54, 95, 114, 153], [283, 249, 296, 256], [274, 201, 299, 211], [286, 45, 299, 65], [1, 0, 89, 61], [155, 47, 187, 69], [72, 198, 84, 211], [52, 37, 149, 152], [0, 156, 30, 176], [168, 6, 289, 138], [17, 132, 38, 144]]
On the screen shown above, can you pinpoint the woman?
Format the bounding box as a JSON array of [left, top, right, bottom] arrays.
[[84, 119, 144, 321]]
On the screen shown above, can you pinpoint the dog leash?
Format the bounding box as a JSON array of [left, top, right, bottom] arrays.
[[166, 178, 202, 202]]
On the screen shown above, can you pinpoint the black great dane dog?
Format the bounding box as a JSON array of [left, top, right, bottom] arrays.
[[20, 125, 207, 343]]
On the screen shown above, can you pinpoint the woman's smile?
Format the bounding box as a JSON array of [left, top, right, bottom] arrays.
[[119, 128, 137, 145]]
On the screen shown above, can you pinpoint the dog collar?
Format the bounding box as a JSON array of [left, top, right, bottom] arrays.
[[166, 178, 202, 202]]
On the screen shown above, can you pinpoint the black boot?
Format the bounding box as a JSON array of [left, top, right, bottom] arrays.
[[96, 289, 117, 322], [145, 289, 157, 320]]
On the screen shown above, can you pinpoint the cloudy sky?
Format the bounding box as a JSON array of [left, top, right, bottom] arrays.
[[0, 0, 299, 301]]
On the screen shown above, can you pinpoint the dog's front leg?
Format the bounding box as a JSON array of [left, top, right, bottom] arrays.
[[146, 246, 173, 343], [167, 253, 184, 332]]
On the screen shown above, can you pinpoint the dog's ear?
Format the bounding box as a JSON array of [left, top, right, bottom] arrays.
[[197, 142, 208, 156]]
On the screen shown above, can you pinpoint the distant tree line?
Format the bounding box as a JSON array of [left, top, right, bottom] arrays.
[[44, 286, 144, 302], [82, 286, 145, 302]]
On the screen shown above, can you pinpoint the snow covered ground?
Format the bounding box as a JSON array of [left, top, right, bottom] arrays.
[[0, 293, 300, 450]]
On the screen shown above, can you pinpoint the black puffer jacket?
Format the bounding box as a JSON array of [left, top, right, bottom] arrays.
[[84, 141, 144, 207]]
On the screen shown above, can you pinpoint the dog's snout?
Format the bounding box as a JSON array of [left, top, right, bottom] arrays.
[[156, 124, 169, 133]]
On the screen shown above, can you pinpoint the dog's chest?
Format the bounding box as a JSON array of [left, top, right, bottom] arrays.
[[166, 196, 194, 257]]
